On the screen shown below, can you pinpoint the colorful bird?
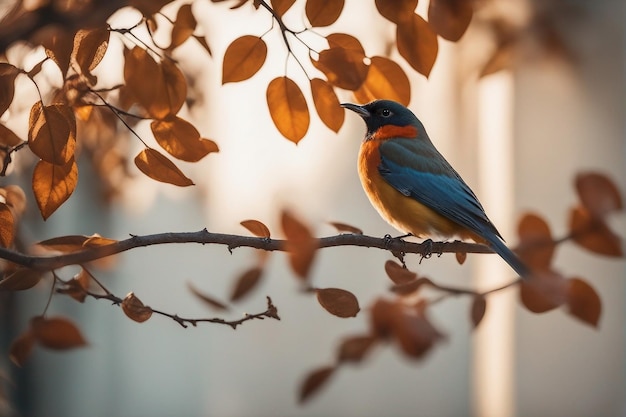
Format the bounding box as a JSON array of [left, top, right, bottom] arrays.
[[341, 99, 529, 278]]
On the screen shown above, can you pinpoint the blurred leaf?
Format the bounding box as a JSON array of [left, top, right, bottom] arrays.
[[310, 78, 344, 133], [121, 292, 153, 323], [32, 158, 78, 220], [480, 42, 514, 78], [57, 272, 90, 303], [151, 117, 218, 162], [27, 58, 46, 78], [0, 63, 20, 116], [519, 270, 567, 313], [470, 295, 487, 328], [83, 234, 118, 248], [192, 35, 212, 56], [40, 27, 74, 76], [337, 334, 377, 363], [328, 221, 362, 235], [271, 0, 295, 17], [28, 102, 76, 165], [370, 297, 397, 338], [312, 33, 368, 91], [0, 268, 43, 291], [73, 26, 110, 83], [390, 277, 431, 295], [353, 56, 411, 105], [566, 277, 601, 327], [222, 36, 267, 84], [306, 0, 344, 27], [384, 260, 416, 284], [266, 77, 310, 143], [9, 330, 35, 367], [130, 0, 174, 16], [299, 366, 335, 404], [396, 13, 439, 77], [427, 0, 473, 41], [187, 282, 229, 311], [168, 4, 196, 50], [455, 251, 467, 265], [516, 212, 555, 271], [240, 219, 271, 238], [569, 206, 623, 257], [393, 302, 445, 359], [31, 316, 88, 349], [4, 185, 27, 216], [375, 0, 418, 23], [281, 209, 318, 279], [0, 124, 23, 147], [0, 203, 14, 247], [134, 148, 194, 187], [230, 267, 263, 301], [316, 288, 360, 318], [575, 172, 622, 218]]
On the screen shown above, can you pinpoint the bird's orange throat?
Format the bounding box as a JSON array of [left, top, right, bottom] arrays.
[[368, 124, 418, 141]]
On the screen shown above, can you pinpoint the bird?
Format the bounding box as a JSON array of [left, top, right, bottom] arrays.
[[341, 99, 530, 278]]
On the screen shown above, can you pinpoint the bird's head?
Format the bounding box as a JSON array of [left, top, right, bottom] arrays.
[[341, 100, 426, 141]]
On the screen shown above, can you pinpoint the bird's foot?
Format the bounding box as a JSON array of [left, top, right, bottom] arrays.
[[383, 234, 408, 268], [419, 239, 434, 264]]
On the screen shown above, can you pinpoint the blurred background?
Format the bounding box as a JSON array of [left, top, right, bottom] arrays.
[[1, 0, 624, 416]]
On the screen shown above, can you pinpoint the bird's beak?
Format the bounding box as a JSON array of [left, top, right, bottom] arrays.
[[340, 103, 370, 118]]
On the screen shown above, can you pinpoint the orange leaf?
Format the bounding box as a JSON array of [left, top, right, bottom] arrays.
[[28, 102, 76, 165], [312, 33, 368, 91], [370, 297, 398, 338], [222, 35, 267, 84], [480, 42, 514, 78], [230, 267, 263, 301], [396, 13, 439, 77], [455, 251, 467, 265], [121, 292, 153, 323], [310, 78, 344, 132], [73, 26, 110, 83], [316, 288, 360, 318], [281, 209, 318, 279], [36, 235, 89, 252], [193, 35, 212, 56], [134, 148, 194, 186], [566, 277, 602, 327], [392, 302, 445, 359], [0, 268, 43, 291], [569, 206, 623, 257], [240, 219, 271, 238], [337, 334, 377, 363], [299, 366, 335, 404], [353, 56, 411, 105], [266, 77, 310, 143], [4, 184, 27, 215], [516, 212, 555, 271], [32, 158, 78, 220], [519, 270, 567, 313], [187, 282, 229, 311], [328, 221, 362, 235], [384, 260, 416, 285], [575, 172, 623, 218], [428, 0, 473, 41], [306, 0, 344, 27], [0, 124, 23, 147], [57, 273, 89, 303], [40, 27, 74, 76], [9, 330, 35, 367], [83, 233, 118, 248], [375, 0, 418, 23], [390, 277, 431, 295], [0, 63, 20, 116], [129, 0, 172, 16], [470, 295, 487, 328], [168, 4, 197, 50], [270, 0, 295, 17], [151, 117, 219, 162], [31, 316, 88, 350], [0, 203, 14, 247]]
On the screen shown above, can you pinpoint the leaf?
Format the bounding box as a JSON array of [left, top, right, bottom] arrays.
[[337, 334, 377, 363], [390, 277, 431, 295], [83, 234, 118, 248], [516, 212, 555, 271], [187, 282, 229, 311], [266, 77, 310, 143], [240, 219, 271, 238], [316, 288, 360, 318], [0, 268, 43, 291], [129, 0, 173, 16], [392, 302, 445, 359], [32, 158, 78, 220], [455, 251, 467, 265], [57, 273, 89, 303], [328, 221, 362, 235], [281, 210, 318, 279], [9, 330, 35, 367], [121, 292, 153, 323], [271, 0, 296, 17], [569, 206, 623, 257], [27, 58, 47, 78], [575, 172, 622, 218], [519, 270, 567, 313], [0, 203, 14, 247], [230, 267, 263, 301], [151, 117, 219, 162], [0, 124, 23, 147], [298, 366, 335, 404], [0, 63, 20, 116], [384, 260, 416, 285], [470, 295, 487, 328], [566, 277, 601, 327], [370, 297, 398, 338], [28, 102, 76, 165], [306, 0, 344, 27], [312, 33, 369, 91], [4, 184, 27, 215], [310, 78, 344, 133], [192, 35, 212, 56], [168, 4, 197, 50], [427, 0, 473, 41], [36, 235, 89, 252], [73, 26, 110, 83], [480, 42, 514, 78], [396, 13, 439, 77], [40, 27, 74, 76], [222, 36, 267, 84], [134, 148, 194, 187], [353, 56, 411, 105], [375, 0, 418, 23], [31, 316, 88, 350]]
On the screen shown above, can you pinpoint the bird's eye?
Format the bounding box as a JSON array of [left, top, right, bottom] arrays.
[[380, 109, 392, 117]]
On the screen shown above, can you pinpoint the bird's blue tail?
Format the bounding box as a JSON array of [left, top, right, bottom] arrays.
[[486, 237, 531, 278]]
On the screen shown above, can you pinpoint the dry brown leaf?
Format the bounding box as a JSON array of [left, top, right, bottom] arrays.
[[134, 148, 194, 187], [187, 282, 229, 311], [328, 221, 362, 235], [566, 277, 601, 328], [384, 260, 417, 285], [519, 270, 567, 313], [4, 185, 27, 215], [316, 288, 360, 318], [306, 0, 344, 27], [36, 235, 90, 252], [121, 292, 153, 323], [375, 0, 418, 23], [396, 13, 439, 77], [32, 158, 78, 220], [73, 26, 110, 83], [266, 77, 310, 143], [0, 124, 23, 147], [575, 172, 623, 218], [193, 35, 212, 55], [151, 117, 218, 162], [353, 56, 411, 105], [516, 212, 555, 271], [299, 366, 335, 404], [28, 102, 76, 165], [271, 0, 296, 17], [312, 33, 368, 91], [40, 27, 74, 76], [0, 268, 43, 291], [9, 330, 35, 367], [455, 251, 467, 265], [0, 203, 14, 247], [310, 78, 343, 133], [168, 4, 197, 50], [470, 295, 487, 328], [427, 0, 473, 41], [569, 206, 623, 257], [281, 210, 318, 279], [222, 36, 267, 84], [240, 219, 271, 238], [129, 0, 173, 16], [337, 334, 377, 363], [31, 316, 88, 349], [0, 63, 20, 116], [230, 267, 263, 301]]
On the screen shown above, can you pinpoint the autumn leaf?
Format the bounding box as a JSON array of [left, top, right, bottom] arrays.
[[384, 260, 416, 285], [428, 0, 473, 41], [316, 288, 360, 318], [569, 206, 623, 257], [312, 33, 369, 91], [240, 219, 271, 238], [134, 148, 194, 186], [566, 277, 601, 327], [230, 267, 263, 301], [455, 251, 467, 265], [4, 185, 27, 216], [271, 0, 295, 17], [222, 36, 267, 84], [299, 366, 335, 404], [519, 270, 567, 313], [375, 0, 418, 23], [393, 302, 445, 359], [187, 282, 229, 311], [328, 221, 362, 235], [129, 0, 173, 16], [353, 56, 411, 106], [266, 77, 310, 143], [517, 212, 555, 271], [0, 63, 20, 116], [470, 295, 487, 328], [575, 172, 623, 218], [73, 26, 110, 83], [32, 158, 78, 220], [337, 334, 377, 363], [9, 330, 35, 367], [31, 316, 88, 349], [36, 234, 90, 252], [151, 117, 219, 162], [40, 27, 74, 76], [121, 292, 153, 323], [0, 124, 23, 147], [0, 203, 14, 247], [0, 268, 44, 291], [28, 102, 76, 165], [168, 4, 197, 50], [281, 210, 318, 279], [396, 13, 439, 77], [306, 0, 344, 27], [310, 78, 344, 133]]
